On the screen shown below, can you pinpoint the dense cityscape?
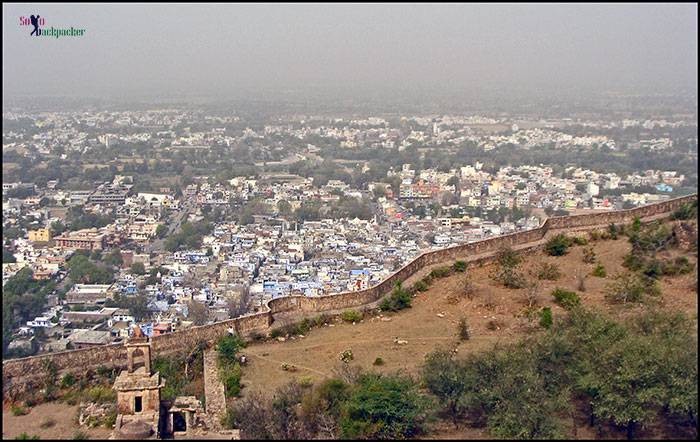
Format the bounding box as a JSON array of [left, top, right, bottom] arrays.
[[3, 98, 697, 356]]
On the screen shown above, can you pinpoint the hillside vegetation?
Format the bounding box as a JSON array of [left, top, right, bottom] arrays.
[[230, 210, 698, 440]]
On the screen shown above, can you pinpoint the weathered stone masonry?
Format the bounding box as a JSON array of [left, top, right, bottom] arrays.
[[3, 194, 696, 399]]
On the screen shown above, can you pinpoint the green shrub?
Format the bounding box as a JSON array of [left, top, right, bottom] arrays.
[[339, 373, 431, 439], [551, 287, 581, 309], [218, 335, 246, 366], [412, 280, 429, 292], [95, 365, 114, 380], [340, 349, 354, 363], [671, 201, 698, 220], [605, 272, 661, 304], [380, 283, 412, 312], [222, 364, 242, 397], [666, 256, 694, 275], [84, 386, 116, 404], [61, 373, 76, 388], [572, 236, 588, 246], [539, 307, 553, 329], [491, 247, 526, 289], [589, 230, 603, 241], [453, 261, 467, 273], [341, 310, 363, 323], [103, 410, 117, 429], [298, 376, 314, 388], [623, 252, 645, 271], [627, 221, 674, 254], [373, 357, 385, 366], [545, 234, 573, 256], [624, 252, 693, 279], [14, 433, 40, 440], [536, 262, 561, 281], [11, 404, 29, 416], [270, 318, 315, 338], [430, 266, 452, 279], [592, 264, 607, 278]]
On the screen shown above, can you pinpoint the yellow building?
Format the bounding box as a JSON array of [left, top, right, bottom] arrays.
[[28, 228, 51, 242]]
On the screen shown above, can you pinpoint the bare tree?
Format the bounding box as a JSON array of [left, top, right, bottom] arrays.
[[483, 291, 497, 310], [463, 274, 476, 299], [227, 284, 252, 318], [187, 301, 209, 325], [576, 268, 587, 292], [331, 363, 363, 384], [524, 279, 541, 308], [182, 270, 203, 289]]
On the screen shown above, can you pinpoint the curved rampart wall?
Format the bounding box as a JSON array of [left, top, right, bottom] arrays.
[[3, 194, 696, 399]]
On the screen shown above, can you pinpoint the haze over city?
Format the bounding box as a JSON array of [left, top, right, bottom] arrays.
[[3, 3, 698, 102]]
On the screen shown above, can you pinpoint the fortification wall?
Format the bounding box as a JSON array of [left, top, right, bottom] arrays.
[[267, 194, 696, 317], [3, 194, 695, 399]]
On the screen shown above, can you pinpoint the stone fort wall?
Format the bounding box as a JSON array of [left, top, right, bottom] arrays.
[[3, 194, 696, 399]]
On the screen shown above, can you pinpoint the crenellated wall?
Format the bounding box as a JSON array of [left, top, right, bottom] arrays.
[[3, 194, 696, 400]]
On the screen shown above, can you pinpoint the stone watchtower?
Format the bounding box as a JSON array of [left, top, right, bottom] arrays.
[[112, 325, 165, 439]]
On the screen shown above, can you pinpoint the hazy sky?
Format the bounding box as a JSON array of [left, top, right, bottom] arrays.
[[2, 3, 698, 100]]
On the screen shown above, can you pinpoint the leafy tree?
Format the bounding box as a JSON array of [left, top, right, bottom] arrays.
[[490, 247, 526, 289], [670, 201, 698, 221], [276, 200, 292, 217], [103, 249, 123, 268], [434, 346, 565, 439], [217, 335, 246, 366], [545, 234, 573, 256], [424, 350, 469, 427], [3, 226, 23, 241], [539, 307, 553, 329], [3, 247, 16, 263], [340, 373, 431, 439], [130, 262, 146, 275], [2, 268, 56, 354], [536, 262, 561, 281], [66, 255, 114, 284], [155, 224, 168, 238], [446, 176, 460, 188], [551, 288, 581, 310], [379, 282, 412, 312], [66, 206, 114, 231], [372, 184, 387, 199], [604, 272, 660, 304], [49, 220, 66, 236], [581, 335, 668, 439], [132, 294, 153, 322]]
